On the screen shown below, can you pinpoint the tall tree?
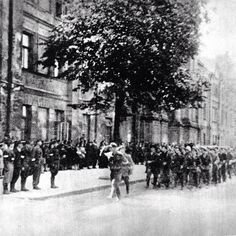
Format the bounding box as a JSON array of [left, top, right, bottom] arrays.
[[42, 0, 208, 142]]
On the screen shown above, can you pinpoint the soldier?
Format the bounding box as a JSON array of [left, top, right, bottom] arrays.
[[107, 143, 128, 201], [20, 141, 33, 191], [184, 146, 193, 186], [145, 146, 158, 188], [211, 148, 219, 185], [121, 146, 134, 195], [161, 146, 172, 189], [2, 140, 15, 194], [226, 148, 233, 179], [219, 149, 227, 182], [0, 143, 3, 179], [48, 140, 60, 188], [172, 147, 185, 190], [200, 147, 211, 185], [32, 140, 43, 190], [59, 142, 67, 170], [10, 141, 24, 192]]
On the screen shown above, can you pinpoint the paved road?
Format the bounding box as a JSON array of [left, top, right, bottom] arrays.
[[1, 178, 236, 236]]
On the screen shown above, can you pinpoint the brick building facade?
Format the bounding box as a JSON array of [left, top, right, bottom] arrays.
[[0, 0, 113, 144], [120, 59, 236, 147]]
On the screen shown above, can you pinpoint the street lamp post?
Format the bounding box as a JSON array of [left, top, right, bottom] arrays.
[[5, 0, 14, 138]]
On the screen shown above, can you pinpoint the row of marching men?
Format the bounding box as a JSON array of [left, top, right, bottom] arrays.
[[145, 144, 236, 189], [0, 139, 60, 194]]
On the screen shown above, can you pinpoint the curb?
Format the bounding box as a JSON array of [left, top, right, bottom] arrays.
[[25, 178, 146, 201]]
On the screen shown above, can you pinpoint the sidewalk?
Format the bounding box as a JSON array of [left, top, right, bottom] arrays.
[[0, 165, 146, 200]]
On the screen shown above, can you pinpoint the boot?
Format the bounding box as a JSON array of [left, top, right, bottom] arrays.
[[51, 177, 58, 189], [126, 185, 129, 195], [107, 185, 114, 198], [3, 184, 10, 194], [21, 180, 29, 191], [10, 183, 19, 193]]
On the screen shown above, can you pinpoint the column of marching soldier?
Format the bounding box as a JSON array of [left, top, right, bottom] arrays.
[[144, 144, 236, 190], [0, 138, 236, 195]]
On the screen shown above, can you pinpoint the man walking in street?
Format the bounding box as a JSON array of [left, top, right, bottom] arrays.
[[2, 140, 15, 194], [32, 140, 43, 190], [107, 142, 128, 201], [145, 145, 158, 188]]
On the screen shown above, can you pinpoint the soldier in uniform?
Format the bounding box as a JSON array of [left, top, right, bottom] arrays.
[[161, 146, 172, 189], [48, 140, 60, 188], [219, 149, 227, 182], [200, 147, 211, 185], [20, 141, 33, 191], [107, 143, 128, 201], [32, 140, 43, 190], [2, 140, 15, 194], [145, 146, 158, 188], [10, 141, 23, 192], [226, 148, 233, 179], [185, 146, 201, 188], [184, 146, 193, 186], [0, 143, 3, 179], [211, 148, 219, 185], [172, 147, 185, 189]]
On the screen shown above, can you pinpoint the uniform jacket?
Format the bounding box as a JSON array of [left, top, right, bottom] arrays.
[[32, 145, 43, 164]]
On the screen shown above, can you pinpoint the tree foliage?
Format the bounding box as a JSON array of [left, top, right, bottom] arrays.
[[42, 0, 208, 140]]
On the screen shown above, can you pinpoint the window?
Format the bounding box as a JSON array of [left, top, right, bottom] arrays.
[[55, 0, 62, 17], [212, 107, 218, 122], [39, 0, 51, 11], [203, 133, 206, 145], [83, 114, 91, 142], [191, 109, 198, 122], [22, 33, 33, 69], [203, 103, 207, 121], [54, 110, 65, 140], [22, 105, 32, 141], [38, 107, 49, 141]]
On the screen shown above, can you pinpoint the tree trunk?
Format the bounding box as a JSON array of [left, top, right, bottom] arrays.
[[113, 95, 124, 144], [131, 103, 138, 145]]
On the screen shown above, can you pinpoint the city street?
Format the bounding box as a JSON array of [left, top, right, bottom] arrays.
[[1, 0, 236, 236], [1, 177, 236, 236]]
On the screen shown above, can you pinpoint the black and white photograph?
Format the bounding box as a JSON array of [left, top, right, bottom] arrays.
[[0, 0, 236, 235]]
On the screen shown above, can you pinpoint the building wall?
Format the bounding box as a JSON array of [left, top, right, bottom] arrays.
[[0, 0, 113, 144]]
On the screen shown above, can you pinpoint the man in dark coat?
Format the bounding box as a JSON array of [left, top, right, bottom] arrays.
[[85, 141, 93, 169], [48, 140, 60, 188], [20, 141, 33, 191], [32, 140, 43, 190], [161, 146, 172, 189], [172, 148, 185, 189], [145, 146, 159, 188], [2, 140, 15, 194], [10, 141, 23, 192], [91, 141, 99, 168], [200, 148, 211, 185]]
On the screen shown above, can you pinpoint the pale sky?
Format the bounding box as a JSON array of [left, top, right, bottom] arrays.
[[199, 0, 236, 64]]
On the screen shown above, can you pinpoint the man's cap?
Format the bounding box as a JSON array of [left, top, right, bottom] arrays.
[[185, 146, 192, 152], [110, 142, 118, 148]]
